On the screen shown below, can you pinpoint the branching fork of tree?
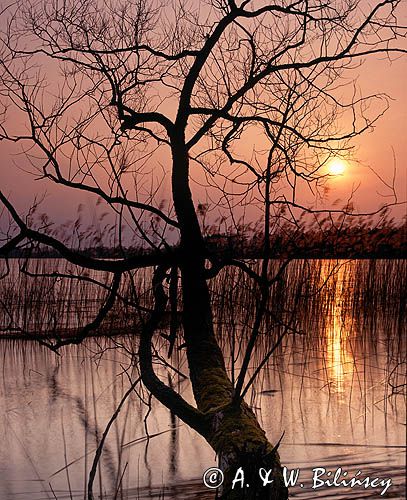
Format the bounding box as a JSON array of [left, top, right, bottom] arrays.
[[0, 1, 406, 498]]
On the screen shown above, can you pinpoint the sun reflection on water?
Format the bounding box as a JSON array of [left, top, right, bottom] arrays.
[[322, 262, 354, 395]]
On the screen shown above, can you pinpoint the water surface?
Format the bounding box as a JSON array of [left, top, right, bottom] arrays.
[[0, 259, 405, 499]]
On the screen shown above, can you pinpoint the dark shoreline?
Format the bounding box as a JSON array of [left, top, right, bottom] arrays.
[[1, 252, 406, 260]]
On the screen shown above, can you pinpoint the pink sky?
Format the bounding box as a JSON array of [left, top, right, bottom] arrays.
[[1, 2, 406, 241]]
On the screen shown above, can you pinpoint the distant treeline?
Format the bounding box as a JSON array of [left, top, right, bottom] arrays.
[[4, 221, 406, 259]]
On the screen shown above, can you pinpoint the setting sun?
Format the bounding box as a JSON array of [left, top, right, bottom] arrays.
[[328, 158, 347, 176]]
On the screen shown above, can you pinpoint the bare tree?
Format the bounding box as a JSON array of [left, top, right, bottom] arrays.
[[0, 1, 405, 498]]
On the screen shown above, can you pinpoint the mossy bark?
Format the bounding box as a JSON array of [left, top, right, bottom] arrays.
[[171, 141, 288, 500], [179, 263, 288, 499], [206, 402, 288, 499]]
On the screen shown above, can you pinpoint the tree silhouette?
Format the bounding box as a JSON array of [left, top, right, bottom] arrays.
[[0, 1, 405, 498]]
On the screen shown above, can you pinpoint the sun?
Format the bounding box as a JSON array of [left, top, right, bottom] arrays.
[[327, 158, 347, 176]]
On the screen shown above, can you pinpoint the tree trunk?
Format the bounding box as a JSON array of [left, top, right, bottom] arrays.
[[171, 138, 288, 499]]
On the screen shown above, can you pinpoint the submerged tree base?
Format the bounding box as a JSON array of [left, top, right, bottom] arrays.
[[205, 402, 288, 499]]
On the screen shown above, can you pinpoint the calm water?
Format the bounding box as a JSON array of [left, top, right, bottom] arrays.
[[0, 259, 405, 499]]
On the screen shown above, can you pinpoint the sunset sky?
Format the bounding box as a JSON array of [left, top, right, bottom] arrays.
[[1, 1, 406, 242]]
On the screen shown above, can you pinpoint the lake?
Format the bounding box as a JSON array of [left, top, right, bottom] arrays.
[[0, 259, 405, 499]]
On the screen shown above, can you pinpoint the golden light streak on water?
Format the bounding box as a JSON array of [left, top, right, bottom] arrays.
[[322, 262, 354, 396]]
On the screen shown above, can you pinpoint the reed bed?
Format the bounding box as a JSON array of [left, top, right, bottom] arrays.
[[210, 259, 405, 354], [1, 257, 405, 406], [0, 258, 405, 351], [0, 259, 152, 338]]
